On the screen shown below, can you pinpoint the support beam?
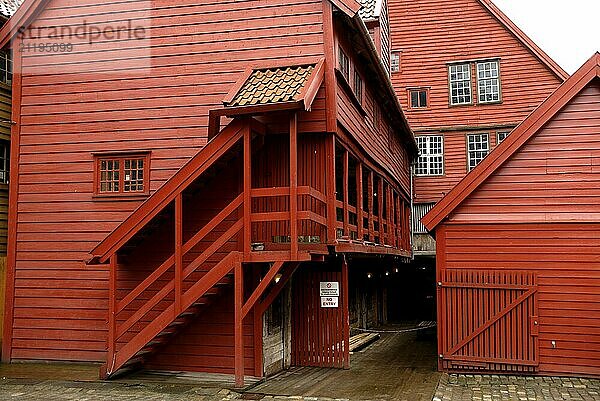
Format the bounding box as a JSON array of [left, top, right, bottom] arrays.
[[289, 113, 298, 258], [341, 256, 350, 369], [342, 149, 349, 237], [325, 135, 337, 242], [356, 162, 363, 241], [378, 177, 384, 244], [234, 261, 244, 387], [256, 262, 300, 317], [107, 254, 118, 374], [243, 124, 252, 258], [368, 171, 374, 242], [242, 261, 285, 318], [175, 194, 183, 314]]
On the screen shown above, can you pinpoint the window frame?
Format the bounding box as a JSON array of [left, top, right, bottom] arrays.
[[408, 88, 429, 110], [448, 63, 473, 106], [93, 152, 151, 198], [338, 46, 350, 82], [415, 135, 444, 176], [353, 68, 363, 104], [0, 50, 12, 86], [476, 60, 502, 104], [390, 52, 401, 73], [0, 140, 9, 184], [497, 131, 509, 144], [466, 133, 490, 172]]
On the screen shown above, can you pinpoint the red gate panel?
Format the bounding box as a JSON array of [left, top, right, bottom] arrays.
[[291, 267, 348, 368], [438, 269, 538, 373]]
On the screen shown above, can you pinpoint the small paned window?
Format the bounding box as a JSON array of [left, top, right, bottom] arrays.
[[338, 47, 350, 81], [415, 136, 443, 176], [467, 133, 490, 171], [0, 141, 9, 184], [0, 51, 12, 85], [497, 131, 509, 144], [409, 89, 428, 109], [477, 60, 501, 103], [391, 52, 400, 73], [353, 69, 363, 102], [95, 153, 149, 196], [449, 63, 472, 105]]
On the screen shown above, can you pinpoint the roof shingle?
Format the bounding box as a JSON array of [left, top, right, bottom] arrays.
[[358, 0, 378, 20], [227, 64, 315, 107], [0, 0, 22, 18]]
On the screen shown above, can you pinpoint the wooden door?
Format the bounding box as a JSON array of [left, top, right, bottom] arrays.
[[291, 268, 348, 368], [438, 269, 538, 373]]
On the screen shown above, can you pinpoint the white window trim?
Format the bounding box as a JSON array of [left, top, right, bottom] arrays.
[[497, 131, 509, 144], [448, 63, 472, 106], [467, 133, 490, 171], [415, 135, 444, 176], [476, 60, 501, 104]]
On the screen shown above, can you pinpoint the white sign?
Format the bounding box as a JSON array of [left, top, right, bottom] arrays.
[[319, 281, 340, 297], [320, 296, 339, 308]]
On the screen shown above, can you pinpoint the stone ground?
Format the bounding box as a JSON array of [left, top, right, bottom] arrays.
[[2, 373, 600, 401], [433, 374, 600, 401]]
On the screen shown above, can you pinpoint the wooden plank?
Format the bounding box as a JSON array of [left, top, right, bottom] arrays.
[[174, 194, 182, 314], [290, 113, 298, 258], [234, 259, 244, 387]]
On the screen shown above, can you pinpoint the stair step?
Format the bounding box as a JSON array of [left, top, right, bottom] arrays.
[[168, 320, 187, 328], [147, 339, 168, 347], [134, 348, 156, 357], [157, 328, 177, 337], [122, 356, 144, 369]]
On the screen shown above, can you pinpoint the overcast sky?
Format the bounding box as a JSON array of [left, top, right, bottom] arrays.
[[491, 0, 599, 74]]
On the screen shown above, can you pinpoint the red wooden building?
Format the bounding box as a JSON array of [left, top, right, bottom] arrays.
[[423, 53, 600, 377], [0, 0, 416, 386], [388, 0, 568, 255]]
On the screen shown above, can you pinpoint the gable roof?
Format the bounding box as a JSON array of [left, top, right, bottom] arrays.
[[225, 64, 316, 108], [478, 0, 569, 81], [423, 52, 600, 232]]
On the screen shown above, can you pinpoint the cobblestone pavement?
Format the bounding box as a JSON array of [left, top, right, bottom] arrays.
[[433, 374, 600, 401]]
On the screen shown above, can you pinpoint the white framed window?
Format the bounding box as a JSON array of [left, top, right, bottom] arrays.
[[467, 133, 490, 171], [497, 131, 509, 144], [338, 47, 350, 81], [415, 136, 444, 176], [449, 63, 472, 105], [0, 51, 11, 85], [0, 141, 9, 184], [391, 52, 400, 73], [477, 60, 501, 103]]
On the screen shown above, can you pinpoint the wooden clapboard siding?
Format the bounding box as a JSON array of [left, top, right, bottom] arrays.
[[335, 25, 411, 196], [10, 0, 326, 363], [439, 223, 600, 377], [451, 82, 600, 222], [388, 0, 564, 203]]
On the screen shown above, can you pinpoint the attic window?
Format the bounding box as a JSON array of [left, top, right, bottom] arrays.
[[94, 153, 150, 197], [391, 52, 400, 73], [338, 47, 350, 81]]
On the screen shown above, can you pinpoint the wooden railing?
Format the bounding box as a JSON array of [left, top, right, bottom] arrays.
[[106, 194, 244, 376]]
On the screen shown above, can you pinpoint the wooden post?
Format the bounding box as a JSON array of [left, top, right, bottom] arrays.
[[175, 194, 183, 315], [341, 256, 350, 369], [234, 260, 244, 387], [367, 171, 374, 242], [290, 113, 298, 259], [107, 254, 118, 374], [325, 135, 336, 242], [243, 124, 252, 258], [253, 265, 263, 378], [342, 150, 349, 237], [378, 177, 384, 244], [356, 163, 363, 241]]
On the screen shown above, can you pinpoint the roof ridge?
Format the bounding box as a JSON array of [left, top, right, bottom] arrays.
[[478, 0, 569, 81], [423, 52, 600, 231]]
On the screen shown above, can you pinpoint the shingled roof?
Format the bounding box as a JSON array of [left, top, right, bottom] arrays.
[[0, 0, 22, 18], [225, 64, 315, 107], [358, 0, 379, 21]]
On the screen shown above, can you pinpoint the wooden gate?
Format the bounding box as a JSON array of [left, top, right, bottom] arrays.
[[438, 269, 539, 373], [291, 267, 348, 368]]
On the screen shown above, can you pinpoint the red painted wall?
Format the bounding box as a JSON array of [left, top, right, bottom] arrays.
[[437, 80, 600, 376], [388, 0, 564, 203]]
